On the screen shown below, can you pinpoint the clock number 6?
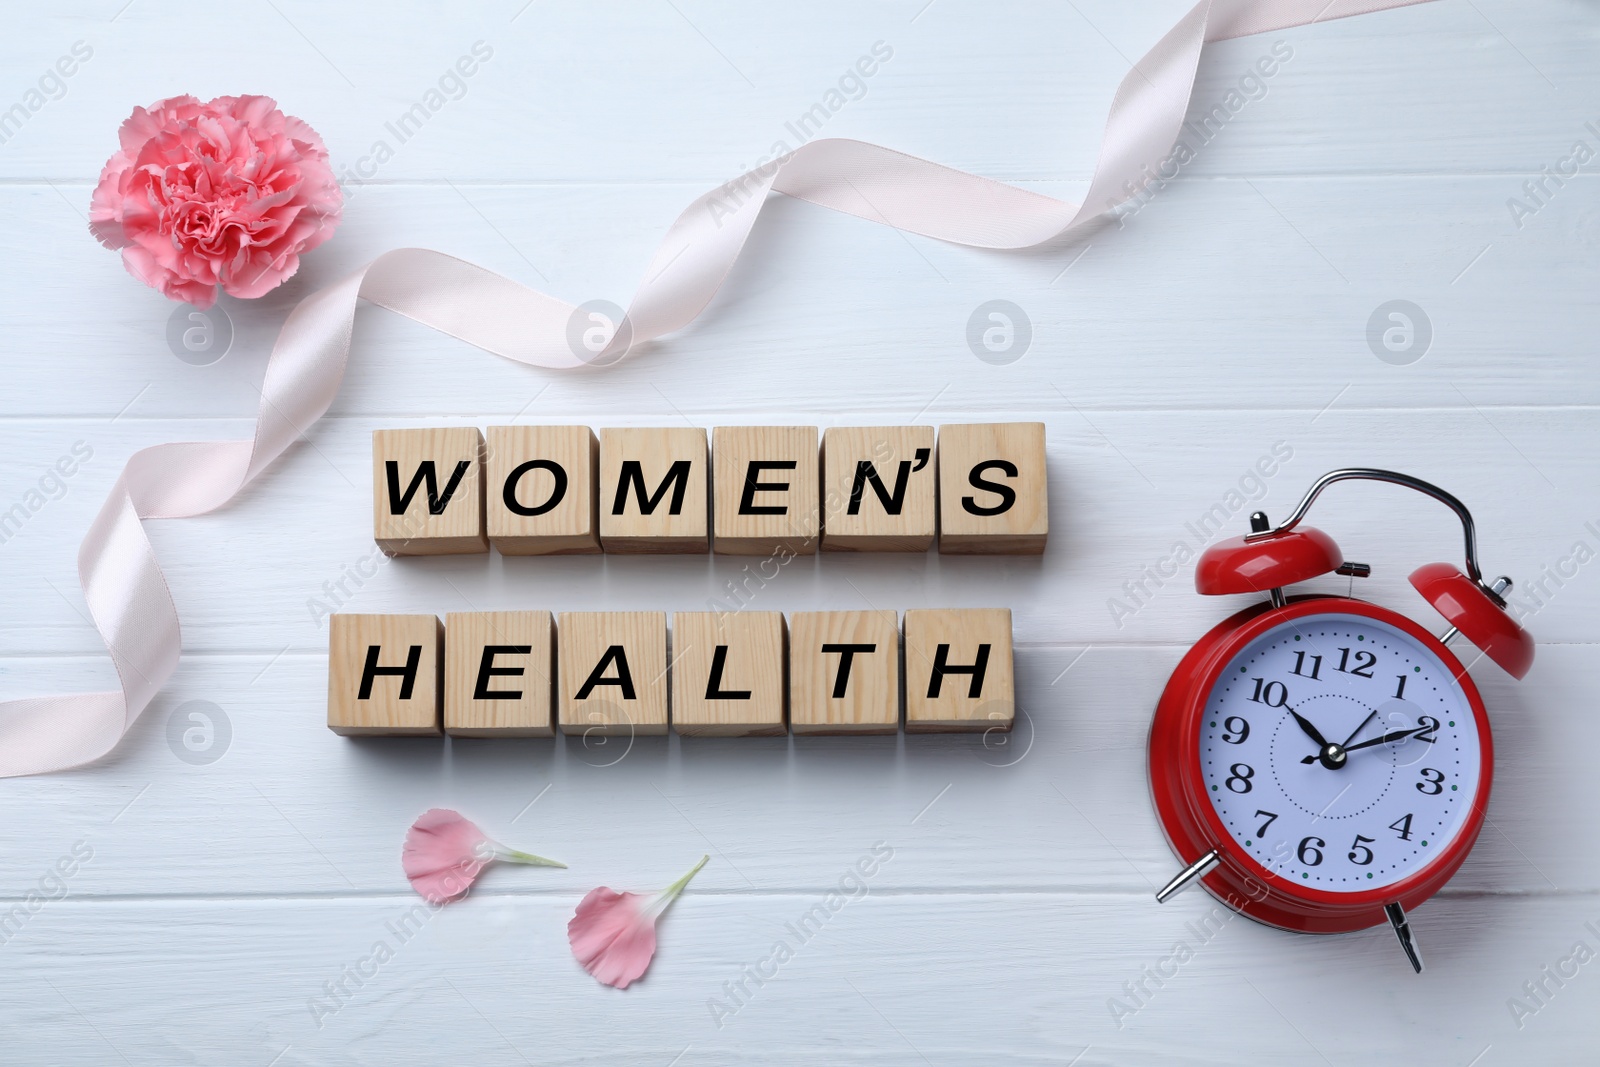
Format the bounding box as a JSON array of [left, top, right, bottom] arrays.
[[1347, 835, 1376, 866], [1416, 767, 1446, 795], [1224, 764, 1255, 793], [1297, 836, 1325, 866]]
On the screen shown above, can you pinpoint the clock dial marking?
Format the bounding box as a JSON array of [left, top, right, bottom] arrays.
[[1198, 614, 1479, 892]]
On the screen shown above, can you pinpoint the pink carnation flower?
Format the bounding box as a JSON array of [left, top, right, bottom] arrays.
[[568, 855, 708, 989], [89, 94, 342, 307], [402, 808, 565, 904]]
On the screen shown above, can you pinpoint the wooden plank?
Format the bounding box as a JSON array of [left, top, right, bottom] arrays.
[[0, 892, 1590, 1065], [1, 175, 1596, 423], [2, 3, 1592, 182]]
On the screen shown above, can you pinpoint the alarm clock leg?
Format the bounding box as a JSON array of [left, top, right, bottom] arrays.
[[1155, 848, 1220, 903], [1385, 902, 1424, 974]]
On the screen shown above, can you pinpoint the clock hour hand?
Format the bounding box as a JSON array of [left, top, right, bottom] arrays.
[[1288, 709, 1329, 749], [1293, 711, 1351, 769]]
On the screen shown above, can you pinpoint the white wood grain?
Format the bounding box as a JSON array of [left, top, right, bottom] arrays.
[[1, 0, 1598, 1062], [3, 175, 1598, 419], [1, 893, 1593, 1066]]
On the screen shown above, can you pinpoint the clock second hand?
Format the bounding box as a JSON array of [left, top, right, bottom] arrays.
[[1338, 710, 1379, 750]]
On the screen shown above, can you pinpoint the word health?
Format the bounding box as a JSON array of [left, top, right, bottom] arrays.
[[327, 608, 1014, 738]]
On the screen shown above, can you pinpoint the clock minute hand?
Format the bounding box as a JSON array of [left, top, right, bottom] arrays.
[[1342, 724, 1430, 755]]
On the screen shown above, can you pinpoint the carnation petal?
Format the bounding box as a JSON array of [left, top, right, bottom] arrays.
[[117, 96, 199, 154], [402, 808, 491, 903], [568, 855, 708, 989], [401, 807, 563, 904]]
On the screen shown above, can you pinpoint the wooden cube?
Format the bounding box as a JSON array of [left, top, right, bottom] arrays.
[[936, 423, 1048, 554], [486, 425, 600, 555], [820, 426, 936, 552], [372, 427, 488, 555], [903, 608, 1015, 733], [444, 611, 554, 737], [712, 426, 819, 556], [558, 612, 669, 736], [598, 428, 709, 553], [327, 614, 443, 736], [789, 610, 900, 734], [671, 612, 787, 736]]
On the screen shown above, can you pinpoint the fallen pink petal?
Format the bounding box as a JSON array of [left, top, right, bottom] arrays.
[[569, 854, 709, 989], [401, 807, 565, 904]]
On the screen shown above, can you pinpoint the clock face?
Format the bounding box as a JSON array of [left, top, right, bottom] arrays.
[[1197, 612, 1482, 894]]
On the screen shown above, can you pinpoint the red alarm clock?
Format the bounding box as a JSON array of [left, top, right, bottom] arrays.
[[1149, 469, 1534, 972]]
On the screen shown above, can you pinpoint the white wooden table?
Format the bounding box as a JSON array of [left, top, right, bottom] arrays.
[[2, 2, 1596, 1063]]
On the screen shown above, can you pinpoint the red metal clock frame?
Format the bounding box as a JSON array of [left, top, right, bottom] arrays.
[[1148, 594, 1494, 934]]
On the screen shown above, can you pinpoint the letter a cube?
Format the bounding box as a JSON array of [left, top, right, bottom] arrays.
[[558, 611, 669, 736]]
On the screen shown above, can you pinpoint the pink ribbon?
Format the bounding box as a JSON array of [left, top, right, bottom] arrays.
[[0, 0, 1435, 776]]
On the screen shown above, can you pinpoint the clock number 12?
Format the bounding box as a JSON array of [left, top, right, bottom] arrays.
[[1334, 647, 1376, 678]]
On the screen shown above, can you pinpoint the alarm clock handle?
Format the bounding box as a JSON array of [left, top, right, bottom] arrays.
[[1385, 902, 1424, 974], [1246, 468, 1490, 587]]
